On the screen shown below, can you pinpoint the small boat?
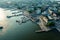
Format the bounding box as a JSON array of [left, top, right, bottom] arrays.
[[22, 20, 26, 23], [7, 16, 12, 18], [16, 20, 19, 22], [16, 20, 22, 24], [0, 26, 3, 29]]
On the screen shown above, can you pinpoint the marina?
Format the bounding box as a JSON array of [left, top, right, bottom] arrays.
[[0, 0, 59, 40]]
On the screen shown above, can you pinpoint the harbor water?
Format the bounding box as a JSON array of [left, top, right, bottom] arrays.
[[0, 8, 59, 40]]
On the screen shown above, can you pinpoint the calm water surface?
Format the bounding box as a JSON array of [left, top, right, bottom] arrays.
[[0, 8, 60, 40]]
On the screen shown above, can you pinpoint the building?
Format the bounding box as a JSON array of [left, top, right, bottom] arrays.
[[48, 15, 53, 20], [40, 15, 48, 23], [35, 8, 41, 15], [48, 9, 57, 16], [48, 9, 53, 14]]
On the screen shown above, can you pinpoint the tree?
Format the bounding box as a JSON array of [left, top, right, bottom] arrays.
[[17, 6, 21, 9], [14, 3, 21, 9], [28, 10, 33, 13], [57, 10, 60, 15], [46, 22, 55, 27]]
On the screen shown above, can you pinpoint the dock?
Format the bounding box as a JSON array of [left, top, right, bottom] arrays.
[[35, 16, 52, 32], [28, 16, 51, 32], [23, 11, 52, 32]]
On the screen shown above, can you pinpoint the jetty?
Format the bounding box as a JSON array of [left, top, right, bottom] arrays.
[[27, 15, 51, 32], [35, 16, 52, 32]]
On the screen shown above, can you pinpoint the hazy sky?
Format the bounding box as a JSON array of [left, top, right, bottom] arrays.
[[0, 0, 60, 2], [0, 0, 60, 1], [56, 0, 60, 1]]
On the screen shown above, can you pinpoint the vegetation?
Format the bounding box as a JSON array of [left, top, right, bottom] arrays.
[[14, 3, 21, 9], [46, 22, 55, 27], [17, 6, 21, 9], [28, 7, 41, 13], [28, 10, 33, 13], [34, 7, 37, 10], [57, 11, 60, 15], [37, 7, 41, 9]]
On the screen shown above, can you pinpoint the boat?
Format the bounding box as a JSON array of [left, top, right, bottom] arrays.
[[16, 20, 22, 24], [7, 16, 12, 18], [0, 26, 3, 29]]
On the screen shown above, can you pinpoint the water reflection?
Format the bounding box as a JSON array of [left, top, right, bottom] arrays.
[[0, 8, 28, 35], [0, 8, 8, 35]]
